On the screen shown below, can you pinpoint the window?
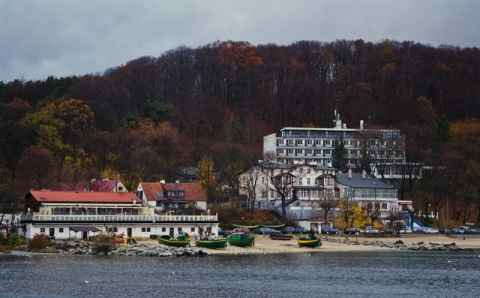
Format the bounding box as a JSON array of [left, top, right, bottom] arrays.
[[382, 203, 387, 210], [40, 228, 45, 233], [298, 178, 303, 185], [307, 178, 311, 185], [191, 227, 195, 232], [59, 228, 64, 233], [162, 227, 166, 232], [262, 177, 265, 184]]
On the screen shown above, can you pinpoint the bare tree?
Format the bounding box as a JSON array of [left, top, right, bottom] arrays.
[[265, 165, 304, 219], [317, 199, 338, 221], [240, 166, 266, 211]]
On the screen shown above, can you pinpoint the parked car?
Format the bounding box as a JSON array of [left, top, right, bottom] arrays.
[[423, 227, 439, 234], [379, 228, 395, 234], [281, 226, 296, 234], [322, 227, 339, 235], [457, 226, 471, 234], [470, 228, 480, 234], [398, 228, 412, 234], [218, 228, 228, 236], [294, 227, 310, 234], [362, 228, 380, 234], [257, 227, 277, 235], [344, 227, 361, 235], [228, 228, 250, 234], [438, 228, 453, 234]]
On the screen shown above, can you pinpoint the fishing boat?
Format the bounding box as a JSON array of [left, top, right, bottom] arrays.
[[261, 223, 285, 230], [157, 234, 191, 247], [227, 232, 255, 247], [297, 237, 322, 248], [269, 233, 292, 240], [231, 224, 260, 232], [195, 238, 228, 249]]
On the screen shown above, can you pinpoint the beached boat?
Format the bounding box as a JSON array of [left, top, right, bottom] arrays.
[[227, 232, 255, 247], [232, 224, 260, 232], [261, 224, 285, 230], [195, 238, 228, 249], [269, 233, 292, 240], [297, 237, 322, 248], [157, 234, 191, 247]]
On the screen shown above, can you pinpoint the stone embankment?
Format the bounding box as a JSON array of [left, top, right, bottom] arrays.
[[325, 237, 475, 251], [49, 240, 211, 257]]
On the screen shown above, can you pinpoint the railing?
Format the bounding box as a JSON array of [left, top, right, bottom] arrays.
[[21, 213, 218, 222]]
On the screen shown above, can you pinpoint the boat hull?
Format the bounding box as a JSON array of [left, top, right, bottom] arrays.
[[297, 238, 322, 248], [227, 232, 255, 247], [270, 234, 292, 240], [157, 235, 191, 247], [195, 239, 228, 249]]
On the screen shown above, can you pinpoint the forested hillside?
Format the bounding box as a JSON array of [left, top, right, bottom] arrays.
[[1, 40, 479, 223]]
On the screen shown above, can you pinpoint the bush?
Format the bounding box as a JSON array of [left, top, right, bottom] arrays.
[[7, 235, 25, 247], [89, 233, 115, 254], [28, 234, 51, 251]]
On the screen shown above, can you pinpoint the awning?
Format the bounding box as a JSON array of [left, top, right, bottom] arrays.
[[69, 226, 102, 232]]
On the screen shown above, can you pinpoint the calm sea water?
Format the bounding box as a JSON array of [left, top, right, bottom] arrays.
[[1, 250, 479, 298]]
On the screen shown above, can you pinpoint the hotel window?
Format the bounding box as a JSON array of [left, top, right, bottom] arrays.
[[298, 178, 303, 185], [307, 178, 311, 185]]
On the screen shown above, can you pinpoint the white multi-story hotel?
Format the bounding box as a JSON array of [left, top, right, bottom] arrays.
[[263, 111, 413, 182]]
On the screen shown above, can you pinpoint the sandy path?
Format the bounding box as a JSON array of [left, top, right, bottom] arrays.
[[137, 234, 480, 255]]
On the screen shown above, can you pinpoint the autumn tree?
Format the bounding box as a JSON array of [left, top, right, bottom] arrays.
[[16, 145, 56, 190], [197, 155, 219, 206]]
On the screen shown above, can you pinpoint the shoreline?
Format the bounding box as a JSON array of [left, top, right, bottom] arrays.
[[140, 234, 480, 255]]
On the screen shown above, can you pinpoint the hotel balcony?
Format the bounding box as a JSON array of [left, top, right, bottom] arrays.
[[21, 213, 218, 223]]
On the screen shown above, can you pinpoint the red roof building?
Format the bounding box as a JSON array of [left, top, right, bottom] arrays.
[[136, 181, 207, 214]]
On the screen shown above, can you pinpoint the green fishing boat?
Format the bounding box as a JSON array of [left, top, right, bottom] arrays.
[[297, 237, 322, 248], [195, 238, 228, 249], [261, 223, 285, 230], [157, 234, 191, 247], [227, 232, 255, 247]]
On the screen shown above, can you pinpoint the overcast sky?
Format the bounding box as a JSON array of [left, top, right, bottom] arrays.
[[1, 0, 479, 82]]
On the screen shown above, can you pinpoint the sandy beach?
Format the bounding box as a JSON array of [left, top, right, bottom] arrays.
[[139, 234, 480, 255]]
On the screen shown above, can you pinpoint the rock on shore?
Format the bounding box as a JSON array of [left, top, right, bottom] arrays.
[[325, 237, 474, 251], [48, 240, 211, 257]]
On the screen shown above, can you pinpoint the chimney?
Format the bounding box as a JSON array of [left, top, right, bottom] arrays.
[[360, 120, 364, 130], [362, 170, 366, 179], [348, 168, 352, 179]]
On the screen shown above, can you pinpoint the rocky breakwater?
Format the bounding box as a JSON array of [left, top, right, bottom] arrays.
[[325, 237, 475, 251], [48, 240, 211, 257]]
